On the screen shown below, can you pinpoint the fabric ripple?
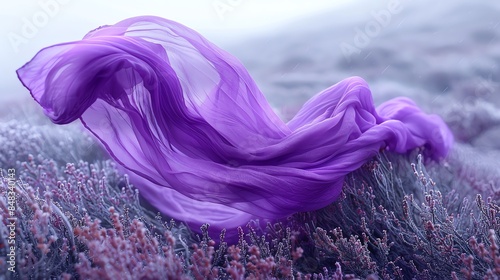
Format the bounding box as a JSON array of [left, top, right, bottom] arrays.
[[17, 16, 453, 240]]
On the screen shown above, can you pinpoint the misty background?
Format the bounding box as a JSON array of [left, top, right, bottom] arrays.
[[1, 0, 499, 164], [0, 0, 351, 102]]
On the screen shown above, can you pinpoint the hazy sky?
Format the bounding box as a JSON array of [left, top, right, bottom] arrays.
[[0, 0, 352, 101]]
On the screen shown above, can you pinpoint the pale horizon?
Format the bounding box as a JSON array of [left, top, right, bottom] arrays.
[[0, 0, 353, 101]]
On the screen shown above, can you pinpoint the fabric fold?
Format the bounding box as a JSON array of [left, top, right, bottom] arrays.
[[17, 16, 453, 240]]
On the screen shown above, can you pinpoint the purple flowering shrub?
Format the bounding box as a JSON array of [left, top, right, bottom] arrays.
[[1, 110, 500, 279], [292, 150, 500, 279]]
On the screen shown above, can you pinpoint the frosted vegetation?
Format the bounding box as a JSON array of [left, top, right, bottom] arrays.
[[1, 103, 500, 279]]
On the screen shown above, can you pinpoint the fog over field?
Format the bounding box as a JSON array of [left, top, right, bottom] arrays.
[[2, 0, 499, 174], [225, 0, 500, 165]]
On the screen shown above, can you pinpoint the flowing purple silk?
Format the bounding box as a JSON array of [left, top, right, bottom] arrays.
[[17, 16, 453, 240]]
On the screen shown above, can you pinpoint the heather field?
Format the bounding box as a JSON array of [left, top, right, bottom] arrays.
[[2, 1, 500, 279]]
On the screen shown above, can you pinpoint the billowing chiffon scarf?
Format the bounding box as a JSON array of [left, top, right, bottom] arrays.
[[17, 16, 453, 240]]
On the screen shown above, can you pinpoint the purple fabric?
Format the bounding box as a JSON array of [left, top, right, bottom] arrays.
[[17, 16, 453, 240]]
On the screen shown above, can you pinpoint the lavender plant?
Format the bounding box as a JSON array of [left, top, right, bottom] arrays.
[[1, 108, 500, 279]]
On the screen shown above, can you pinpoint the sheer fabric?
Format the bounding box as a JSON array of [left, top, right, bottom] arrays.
[[17, 16, 453, 240]]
